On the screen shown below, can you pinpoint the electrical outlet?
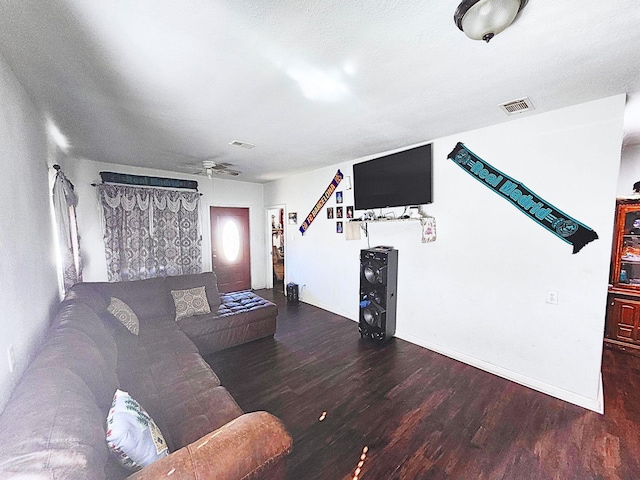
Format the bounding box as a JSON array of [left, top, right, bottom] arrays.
[[546, 290, 558, 305], [7, 344, 15, 373]]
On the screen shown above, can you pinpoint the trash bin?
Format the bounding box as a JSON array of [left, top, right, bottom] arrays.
[[286, 283, 299, 305]]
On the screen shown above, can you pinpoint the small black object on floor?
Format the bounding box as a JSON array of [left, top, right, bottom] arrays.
[[286, 282, 299, 305]]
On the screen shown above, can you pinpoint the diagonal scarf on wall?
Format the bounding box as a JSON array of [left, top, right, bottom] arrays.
[[447, 143, 598, 254], [300, 170, 343, 234]]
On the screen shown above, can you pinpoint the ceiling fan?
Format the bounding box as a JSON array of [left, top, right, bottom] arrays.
[[193, 160, 241, 178]]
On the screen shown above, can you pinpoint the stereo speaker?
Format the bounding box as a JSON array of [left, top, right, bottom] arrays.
[[358, 246, 398, 342]]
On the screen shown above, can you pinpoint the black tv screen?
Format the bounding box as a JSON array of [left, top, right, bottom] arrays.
[[353, 144, 432, 210]]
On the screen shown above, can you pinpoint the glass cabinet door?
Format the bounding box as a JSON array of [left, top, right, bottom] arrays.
[[614, 204, 640, 288]]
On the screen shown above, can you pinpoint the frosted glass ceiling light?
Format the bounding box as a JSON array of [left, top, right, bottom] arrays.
[[454, 0, 528, 43]]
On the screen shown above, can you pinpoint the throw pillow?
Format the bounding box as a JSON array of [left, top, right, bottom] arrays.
[[107, 297, 139, 335], [106, 389, 169, 471], [171, 286, 211, 321]]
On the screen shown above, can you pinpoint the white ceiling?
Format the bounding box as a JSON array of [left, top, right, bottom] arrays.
[[0, 1, 639, 183]]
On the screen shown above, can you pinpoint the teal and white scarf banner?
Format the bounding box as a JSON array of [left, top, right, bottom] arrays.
[[447, 143, 598, 254]]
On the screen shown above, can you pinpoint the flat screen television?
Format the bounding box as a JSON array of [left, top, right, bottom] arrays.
[[353, 143, 432, 210]]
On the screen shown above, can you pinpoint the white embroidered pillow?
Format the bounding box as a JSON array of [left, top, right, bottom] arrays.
[[171, 286, 211, 321], [107, 297, 139, 335], [106, 389, 169, 471]]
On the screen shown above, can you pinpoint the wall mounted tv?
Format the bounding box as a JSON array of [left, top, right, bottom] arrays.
[[353, 143, 432, 211]]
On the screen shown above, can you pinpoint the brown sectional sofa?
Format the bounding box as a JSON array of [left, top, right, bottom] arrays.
[[0, 272, 291, 479]]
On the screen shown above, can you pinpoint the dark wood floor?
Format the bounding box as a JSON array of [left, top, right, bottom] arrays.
[[204, 290, 640, 480]]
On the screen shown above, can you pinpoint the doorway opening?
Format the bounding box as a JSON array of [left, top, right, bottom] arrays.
[[268, 206, 285, 293]]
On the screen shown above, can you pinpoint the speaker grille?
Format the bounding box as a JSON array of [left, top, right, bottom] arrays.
[[359, 247, 398, 342]]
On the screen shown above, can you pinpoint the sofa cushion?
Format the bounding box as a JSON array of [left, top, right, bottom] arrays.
[[166, 272, 221, 313], [178, 291, 278, 338], [216, 291, 278, 320], [139, 316, 200, 357], [64, 282, 109, 313], [171, 286, 211, 321], [92, 277, 171, 322], [166, 386, 243, 449], [106, 389, 169, 471], [31, 327, 119, 411], [53, 301, 118, 371], [0, 366, 108, 479], [107, 297, 140, 335]]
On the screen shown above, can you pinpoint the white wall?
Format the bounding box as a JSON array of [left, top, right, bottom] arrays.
[[0, 54, 60, 413], [62, 158, 268, 288], [264, 95, 626, 412], [617, 143, 640, 195]]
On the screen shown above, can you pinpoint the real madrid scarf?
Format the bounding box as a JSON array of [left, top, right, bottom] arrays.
[[447, 143, 598, 254]]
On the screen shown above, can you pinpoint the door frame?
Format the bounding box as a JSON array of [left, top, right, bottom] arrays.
[[265, 204, 286, 290]]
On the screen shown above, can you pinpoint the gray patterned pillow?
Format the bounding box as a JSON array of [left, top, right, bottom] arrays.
[[107, 297, 139, 335], [171, 286, 211, 321]]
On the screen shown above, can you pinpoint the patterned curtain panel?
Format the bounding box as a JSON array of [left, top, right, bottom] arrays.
[[98, 184, 201, 282], [151, 189, 201, 276], [52, 167, 83, 291]]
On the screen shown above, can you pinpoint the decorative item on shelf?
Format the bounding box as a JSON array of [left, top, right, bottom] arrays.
[[345, 221, 361, 241], [421, 216, 437, 243], [454, 0, 528, 43]]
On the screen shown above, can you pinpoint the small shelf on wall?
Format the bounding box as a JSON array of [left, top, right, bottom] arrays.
[[352, 217, 423, 225], [351, 213, 436, 244]]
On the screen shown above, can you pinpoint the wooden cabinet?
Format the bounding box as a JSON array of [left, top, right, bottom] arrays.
[[605, 199, 640, 355], [607, 295, 640, 341]]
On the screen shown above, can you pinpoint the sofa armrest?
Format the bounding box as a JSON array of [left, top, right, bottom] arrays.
[[127, 411, 292, 480]]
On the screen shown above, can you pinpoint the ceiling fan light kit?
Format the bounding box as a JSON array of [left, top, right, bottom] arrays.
[[454, 0, 528, 43], [202, 160, 216, 179], [199, 160, 241, 178]]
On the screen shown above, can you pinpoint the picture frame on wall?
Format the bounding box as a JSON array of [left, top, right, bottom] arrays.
[[336, 206, 343, 218], [288, 212, 297, 225], [327, 207, 334, 219], [346, 206, 353, 219], [336, 191, 343, 204], [336, 221, 343, 233]]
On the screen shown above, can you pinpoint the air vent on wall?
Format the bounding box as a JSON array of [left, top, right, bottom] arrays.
[[499, 97, 535, 115], [229, 140, 256, 149]]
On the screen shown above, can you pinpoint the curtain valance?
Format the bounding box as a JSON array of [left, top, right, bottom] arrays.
[[98, 184, 199, 212]]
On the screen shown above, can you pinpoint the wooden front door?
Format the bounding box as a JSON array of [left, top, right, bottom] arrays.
[[210, 206, 251, 293]]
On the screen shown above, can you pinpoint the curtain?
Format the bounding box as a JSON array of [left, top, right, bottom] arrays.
[[52, 166, 82, 290], [98, 184, 201, 282]]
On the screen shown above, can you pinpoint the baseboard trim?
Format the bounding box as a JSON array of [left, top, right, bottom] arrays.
[[395, 330, 604, 414], [296, 298, 604, 413]]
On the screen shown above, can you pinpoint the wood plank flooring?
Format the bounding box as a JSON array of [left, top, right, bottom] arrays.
[[204, 290, 640, 480]]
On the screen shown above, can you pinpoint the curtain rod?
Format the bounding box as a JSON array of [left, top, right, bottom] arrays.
[[91, 182, 203, 195]]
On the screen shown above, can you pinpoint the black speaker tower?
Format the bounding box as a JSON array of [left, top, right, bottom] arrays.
[[358, 246, 398, 342]]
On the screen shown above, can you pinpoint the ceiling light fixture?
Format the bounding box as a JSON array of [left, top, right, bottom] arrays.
[[202, 160, 216, 179], [454, 0, 528, 43]]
